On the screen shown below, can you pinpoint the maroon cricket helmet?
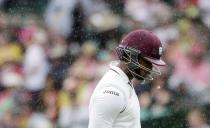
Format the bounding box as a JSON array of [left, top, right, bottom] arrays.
[[118, 29, 165, 66]]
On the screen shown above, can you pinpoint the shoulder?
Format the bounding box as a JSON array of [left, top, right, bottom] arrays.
[[95, 86, 124, 101], [93, 86, 125, 111], [97, 70, 128, 91], [101, 86, 121, 96], [94, 72, 130, 103]]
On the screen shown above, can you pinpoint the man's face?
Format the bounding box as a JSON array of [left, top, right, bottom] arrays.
[[136, 57, 153, 80]]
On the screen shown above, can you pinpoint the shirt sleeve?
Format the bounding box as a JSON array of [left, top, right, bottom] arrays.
[[88, 86, 126, 128]]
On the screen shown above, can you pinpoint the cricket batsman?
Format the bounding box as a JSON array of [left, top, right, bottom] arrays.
[[88, 29, 166, 128]]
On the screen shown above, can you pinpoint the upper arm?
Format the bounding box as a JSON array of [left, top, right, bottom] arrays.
[[88, 86, 125, 128]]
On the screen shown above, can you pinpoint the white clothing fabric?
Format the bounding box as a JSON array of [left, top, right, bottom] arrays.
[[88, 61, 141, 128], [198, 0, 210, 28], [23, 43, 49, 91], [28, 112, 52, 128], [58, 106, 89, 128], [44, 0, 93, 37], [45, 0, 76, 37]]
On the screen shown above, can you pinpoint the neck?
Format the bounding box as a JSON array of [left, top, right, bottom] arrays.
[[117, 62, 133, 81]]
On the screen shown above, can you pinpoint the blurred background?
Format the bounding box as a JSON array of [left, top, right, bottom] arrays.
[[0, 0, 210, 128]]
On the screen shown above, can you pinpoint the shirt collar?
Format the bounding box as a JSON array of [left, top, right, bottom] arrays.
[[109, 61, 130, 83]]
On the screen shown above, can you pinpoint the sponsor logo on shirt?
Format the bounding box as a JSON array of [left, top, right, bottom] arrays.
[[103, 90, 119, 96]]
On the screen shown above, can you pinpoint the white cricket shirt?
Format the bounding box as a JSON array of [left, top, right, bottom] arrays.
[[88, 61, 141, 128]]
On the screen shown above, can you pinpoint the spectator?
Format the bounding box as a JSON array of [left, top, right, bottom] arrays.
[[0, 0, 210, 127], [169, 43, 210, 106], [22, 26, 49, 110]]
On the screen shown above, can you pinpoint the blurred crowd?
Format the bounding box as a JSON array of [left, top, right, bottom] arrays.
[[0, 0, 210, 128]]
